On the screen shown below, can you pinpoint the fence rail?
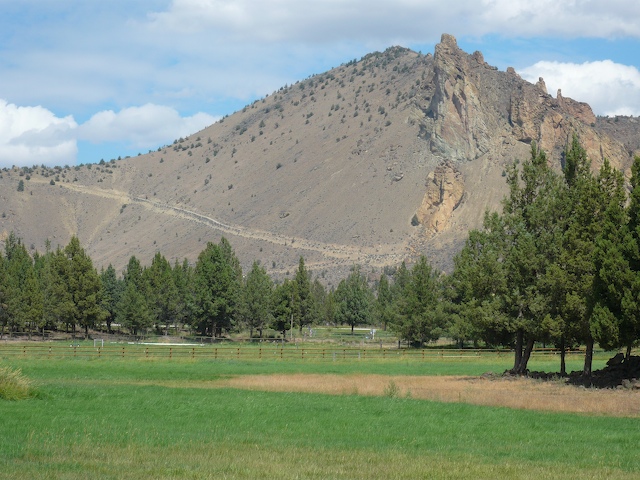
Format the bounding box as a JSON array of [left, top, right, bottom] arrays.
[[0, 343, 587, 361]]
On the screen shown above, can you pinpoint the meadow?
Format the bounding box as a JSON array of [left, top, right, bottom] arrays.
[[1, 346, 639, 479]]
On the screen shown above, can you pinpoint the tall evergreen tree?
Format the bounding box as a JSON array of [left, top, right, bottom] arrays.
[[238, 261, 273, 338], [144, 252, 180, 335], [172, 258, 193, 332], [41, 247, 74, 334], [116, 281, 153, 335], [292, 257, 316, 332], [100, 264, 122, 333], [117, 255, 152, 336], [375, 274, 394, 331], [592, 156, 640, 364], [271, 279, 294, 339], [64, 236, 105, 338], [4, 235, 41, 336], [393, 256, 443, 347], [334, 265, 374, 334], [192, 241, 240, 337]]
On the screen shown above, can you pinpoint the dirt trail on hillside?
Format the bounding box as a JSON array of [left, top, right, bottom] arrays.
[[40, 180, 411, 266]]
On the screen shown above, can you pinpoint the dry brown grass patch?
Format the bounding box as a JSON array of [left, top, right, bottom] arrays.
[[217, 374, 640, 417]]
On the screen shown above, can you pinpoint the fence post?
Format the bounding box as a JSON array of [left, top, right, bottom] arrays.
[[169, 347, 172, 360], [215, 348, 217, 360], [145, 347, 149, 358], [122, 346, 125, 358], [192, 347, 195, 359]]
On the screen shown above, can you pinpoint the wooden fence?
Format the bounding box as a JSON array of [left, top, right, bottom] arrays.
[[0, 343, 585, 361]]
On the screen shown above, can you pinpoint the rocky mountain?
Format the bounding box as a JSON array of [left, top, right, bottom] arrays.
[[1, 34, 638, 285]]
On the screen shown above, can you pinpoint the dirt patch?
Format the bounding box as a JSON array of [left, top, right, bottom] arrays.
[[217, 374, 640, 417]]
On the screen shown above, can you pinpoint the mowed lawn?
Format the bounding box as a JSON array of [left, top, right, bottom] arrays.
[[1, 353, 638, 479]]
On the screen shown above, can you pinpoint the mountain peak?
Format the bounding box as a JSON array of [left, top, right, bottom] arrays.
[[1, 36, 637, 282]]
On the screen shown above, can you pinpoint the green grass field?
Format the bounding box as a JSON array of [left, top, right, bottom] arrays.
[[0, 351, 636, 479]]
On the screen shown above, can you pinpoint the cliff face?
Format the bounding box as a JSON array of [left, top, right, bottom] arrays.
[[0, 34, 637, 279]]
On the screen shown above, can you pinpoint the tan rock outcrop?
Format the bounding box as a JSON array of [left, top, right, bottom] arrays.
[[415, 161, 464, 234]]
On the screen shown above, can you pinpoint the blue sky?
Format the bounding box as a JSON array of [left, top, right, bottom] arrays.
[[1, 0, 639, 168]]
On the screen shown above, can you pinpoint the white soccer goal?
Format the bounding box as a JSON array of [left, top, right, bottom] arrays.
[[93, 339, 104, 348]]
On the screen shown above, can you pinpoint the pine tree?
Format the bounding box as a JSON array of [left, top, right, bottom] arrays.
[[41, 247, 74, 334], [116, 281, 152, 336], [192, 241, 240, 337], [334, 265, 373, 334], [374, 274, 394, 331], [393, 257, 442, 346], [238, 261, 273, 338], [271, 279, 294, 339], [292, 257, 316, 332], [64, 236, 105, 338], [144, 253, 180, 335], [592, 156, 640, 365], [100, 264, 122, 333]]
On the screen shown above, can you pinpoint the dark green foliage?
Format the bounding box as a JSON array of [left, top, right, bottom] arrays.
[[271, 279, 294, 338], [592, 155, 640, 358], [391, 256, 443, 346], [64, 237, 106, 338], [116, 282, 152, 335], [238, 261, 273, 338], [100, 264, 122, 333], [292, 257, 318, 331], [144, 253, 180, 335], [192, 238, 240, 337], [374, 274, 394, 331], [334, 265, 373, 334]]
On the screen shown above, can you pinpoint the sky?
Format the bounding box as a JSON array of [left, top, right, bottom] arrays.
[[1, 0, 639, 168]]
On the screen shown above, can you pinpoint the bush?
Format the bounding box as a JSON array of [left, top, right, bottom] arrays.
[[0, 366, 36, 400]]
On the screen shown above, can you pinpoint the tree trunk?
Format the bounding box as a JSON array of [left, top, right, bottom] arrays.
[[583, 338, 594, 379], [516, 337, 535, 374], [625, 344, 632, 362], [249, 326, 254, 340], [351, 324, 354, 334], [513, 329, 524, 372], [559, 336, 566, 376]]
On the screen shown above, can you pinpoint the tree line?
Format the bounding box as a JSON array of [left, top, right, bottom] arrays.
[[1, 136, 639, 378]]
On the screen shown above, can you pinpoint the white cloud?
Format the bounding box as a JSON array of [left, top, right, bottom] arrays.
[[0, 100, 218, 168], [0, 100, 77, 167], [519, 60, 640, 116], [78, 104, 217, 148], [147, 0, 640, 43]]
